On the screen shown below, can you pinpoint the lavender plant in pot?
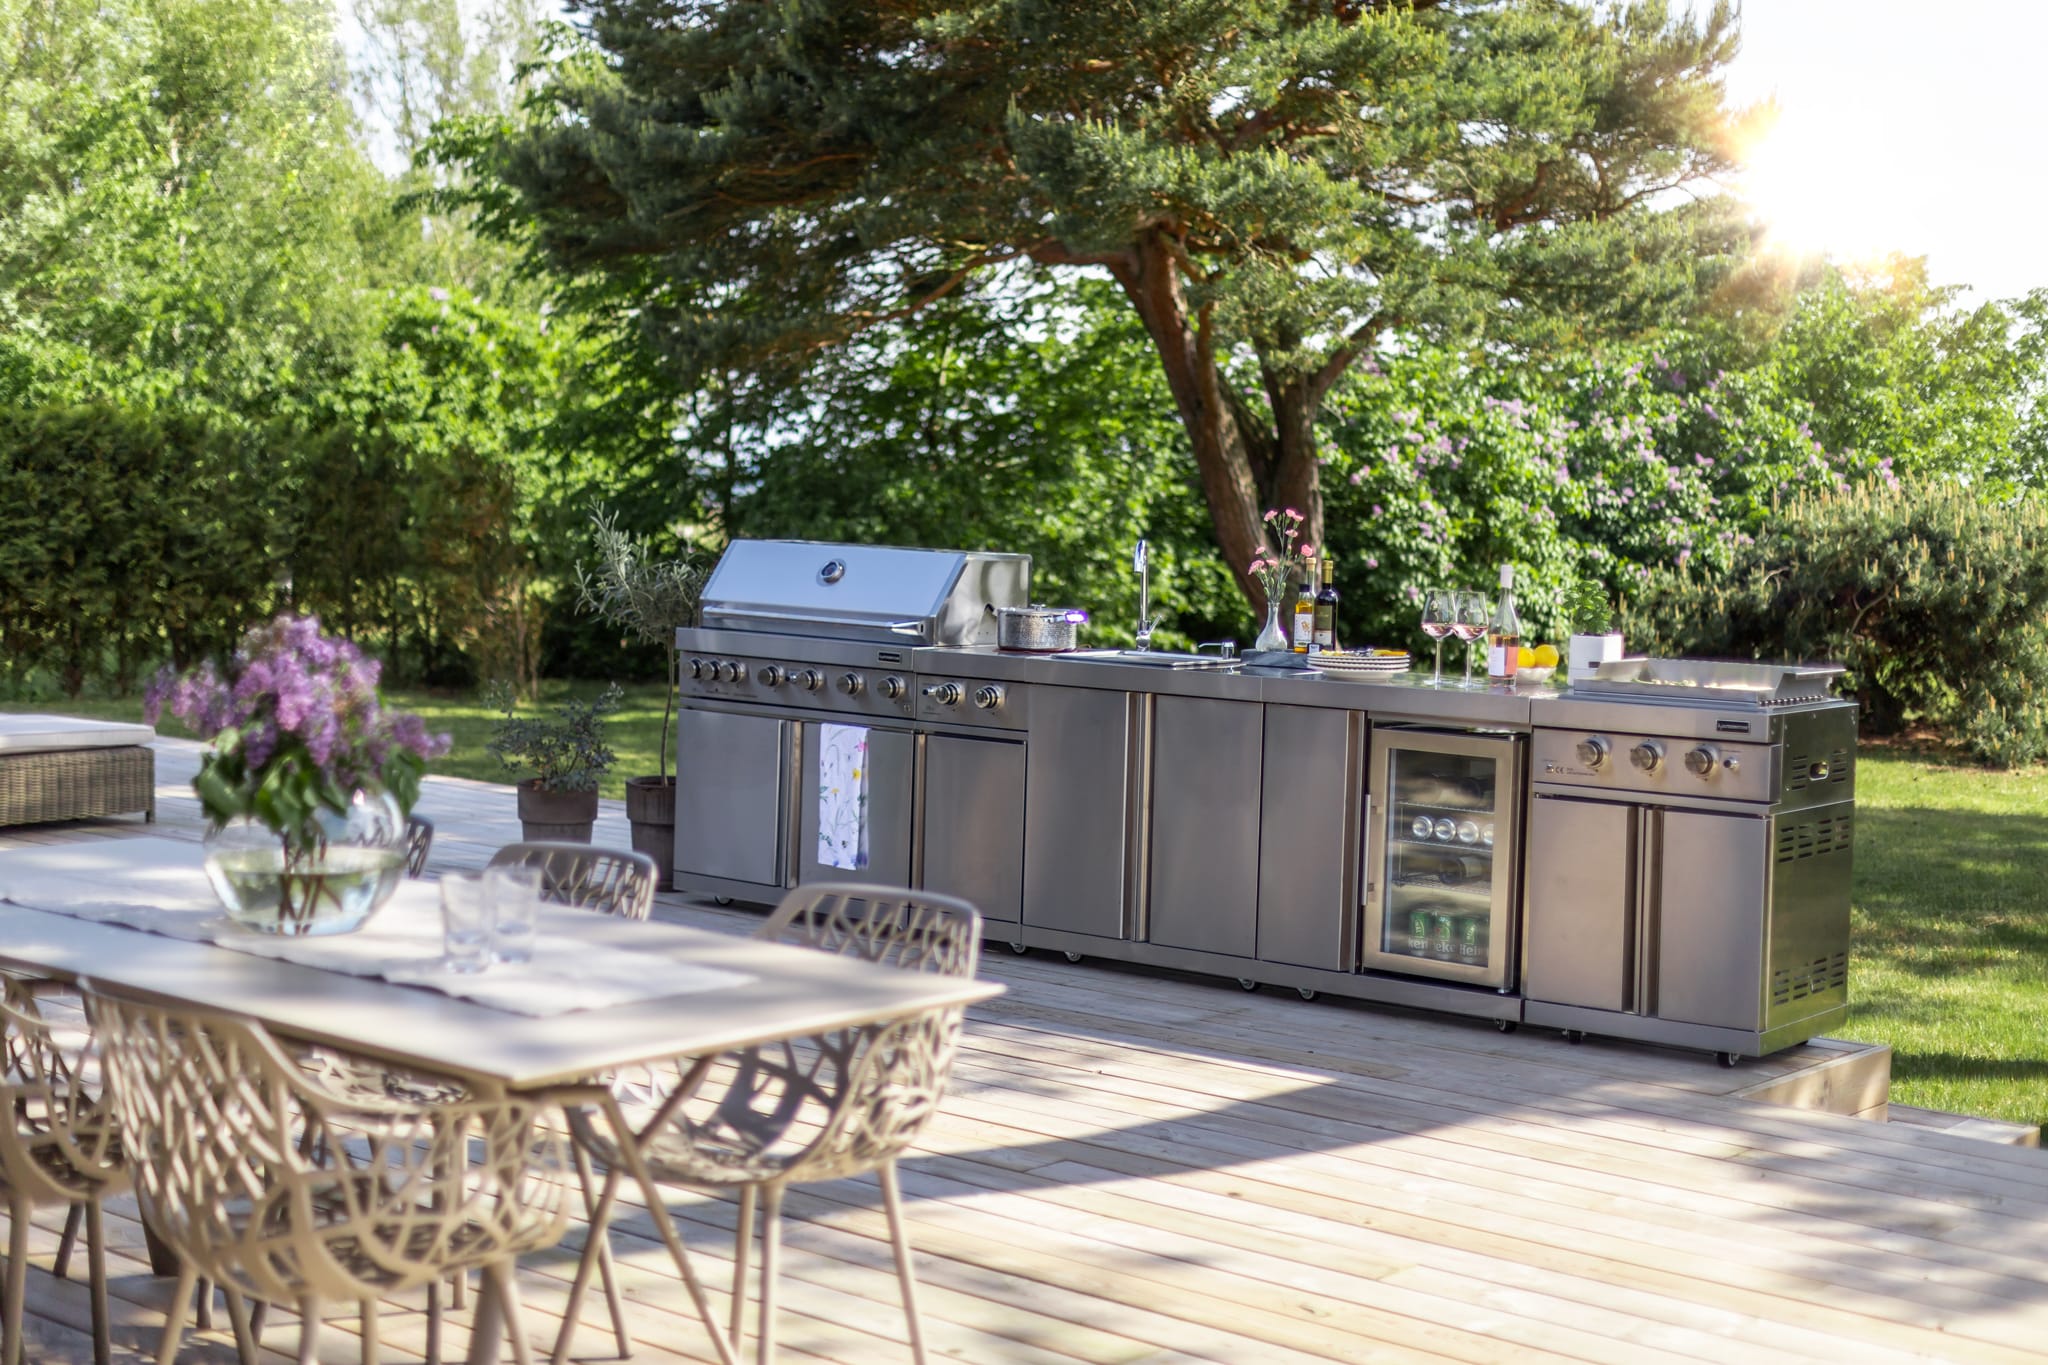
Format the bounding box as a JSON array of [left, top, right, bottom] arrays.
[[145, 615, 449, 936], [486, 682, 621, 842], [574, 506, 706, 874]]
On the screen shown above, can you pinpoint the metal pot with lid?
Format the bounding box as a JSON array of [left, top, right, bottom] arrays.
[[996, 605, 1089, 653]]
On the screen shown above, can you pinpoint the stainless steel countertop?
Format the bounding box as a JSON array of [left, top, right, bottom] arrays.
[[914, 646, 1560, 727]]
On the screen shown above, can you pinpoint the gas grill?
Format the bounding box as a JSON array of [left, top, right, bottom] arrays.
[[672, 540, 1032, 923], [1522, 658, 1857, 1062]]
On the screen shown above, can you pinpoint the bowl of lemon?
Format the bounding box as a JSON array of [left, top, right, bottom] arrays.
[[1517, 643, 1561, 683]]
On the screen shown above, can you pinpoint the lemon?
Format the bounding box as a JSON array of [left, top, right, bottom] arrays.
[[1516, 645, 1535, 669], [1533, 643, 1560, 668]]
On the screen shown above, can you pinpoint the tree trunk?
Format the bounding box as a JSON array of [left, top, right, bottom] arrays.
[[1108, 237, 1327, 614]]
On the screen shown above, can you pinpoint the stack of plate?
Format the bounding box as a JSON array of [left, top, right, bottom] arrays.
[[1316, 650, 1412, 678]]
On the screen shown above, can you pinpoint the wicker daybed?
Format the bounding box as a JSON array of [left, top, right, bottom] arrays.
[[0, 714, 156, 827]]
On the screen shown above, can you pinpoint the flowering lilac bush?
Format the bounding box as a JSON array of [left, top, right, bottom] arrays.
[[1317, 341, 1895, 650], [145, 615, 451, 854]]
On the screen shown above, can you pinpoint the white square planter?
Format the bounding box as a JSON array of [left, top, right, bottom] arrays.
[[1568, 633, 1626, 683]]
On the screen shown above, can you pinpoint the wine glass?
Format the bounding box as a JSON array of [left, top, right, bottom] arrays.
[[1420, 588, 1456, 686], [1453, 589, 1489, 688]]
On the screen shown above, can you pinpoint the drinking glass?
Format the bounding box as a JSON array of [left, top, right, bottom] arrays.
[[1454, 590, 1489, 688], [439, 872, 490, 974], [1420, 588, 1457, 686], [485, 863, 541, 965]]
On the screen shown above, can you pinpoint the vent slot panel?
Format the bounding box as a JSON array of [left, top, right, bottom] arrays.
[[1775, 811, 1853, 862], [1772, 950, 1849, 1006]]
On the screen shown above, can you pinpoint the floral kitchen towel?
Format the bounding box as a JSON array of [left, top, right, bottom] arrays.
[[817, 723, 870, 870]]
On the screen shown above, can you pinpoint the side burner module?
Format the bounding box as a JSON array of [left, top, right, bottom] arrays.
[[1523, 660, 1856, 1063]]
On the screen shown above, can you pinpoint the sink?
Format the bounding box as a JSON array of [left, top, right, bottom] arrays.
[[1054, 650, 1242, 671]]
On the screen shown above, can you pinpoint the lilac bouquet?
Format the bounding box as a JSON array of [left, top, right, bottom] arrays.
[[1247, 507, 1316, 601], [146, 615, 451, 857]]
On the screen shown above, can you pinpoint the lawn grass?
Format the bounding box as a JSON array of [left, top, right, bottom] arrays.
[[8, 695, 2044, 1132]]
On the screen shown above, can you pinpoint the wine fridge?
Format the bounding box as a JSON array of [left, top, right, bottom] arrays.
[[1361, 726, 1525, 989]]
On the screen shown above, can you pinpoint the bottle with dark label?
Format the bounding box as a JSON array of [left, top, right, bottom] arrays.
[[1486, 563, 1521, 680], [1292, 561, 1317, 653], [1313, 554, 1339, 654]]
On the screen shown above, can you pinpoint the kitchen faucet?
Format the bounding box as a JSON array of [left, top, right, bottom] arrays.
[[1133, 538, 1155, 651]]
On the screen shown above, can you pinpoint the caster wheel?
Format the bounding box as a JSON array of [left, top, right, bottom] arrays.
[[1237, 978, 1258, 992], [1717, 1052, 1742, 1069], [1296, 988, 1318, 1001], [1008, 942, 1028, 955], [1563, 1029, 1585, 1045], [1494, 1019, 1518, 1034], [1063, 951, 1084, 963], [713, 896, 734, 907]]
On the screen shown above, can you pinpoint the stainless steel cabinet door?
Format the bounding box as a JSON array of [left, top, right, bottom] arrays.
[[1256, 706, 1359, 969], [1022, 686, 1130, 938], [1656, 808, 1769, 1030], [1523, 794, 1637, 1012], [920, 734, 1025, 926], [796, 723, 916, 887], [674, 709, 789, 887], [1148, 696, 1261, 958]]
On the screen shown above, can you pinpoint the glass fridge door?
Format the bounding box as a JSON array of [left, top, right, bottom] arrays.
[[1364, 730, 1522, 987]]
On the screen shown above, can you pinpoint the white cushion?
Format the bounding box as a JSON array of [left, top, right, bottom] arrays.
[[0, 713, 157, 755]]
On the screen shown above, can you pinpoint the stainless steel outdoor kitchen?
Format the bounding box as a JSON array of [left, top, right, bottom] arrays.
[[673, 538, 1856, 1065]]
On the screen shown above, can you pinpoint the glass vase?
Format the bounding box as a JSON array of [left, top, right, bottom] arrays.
[[1253, 597, 1289, 653], [203, 787, 407, 936]]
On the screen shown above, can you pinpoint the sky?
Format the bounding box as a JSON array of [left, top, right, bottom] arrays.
[[1722, 1, 2048, 302]]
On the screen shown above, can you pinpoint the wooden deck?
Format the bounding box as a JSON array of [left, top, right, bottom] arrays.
[[5, 739, 2046, 1363]]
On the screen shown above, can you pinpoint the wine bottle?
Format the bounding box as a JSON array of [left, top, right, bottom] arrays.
[[1313, 554, 1339, 654], [1485, 564, 1521, 680], [1292, 560, 1316, 653]]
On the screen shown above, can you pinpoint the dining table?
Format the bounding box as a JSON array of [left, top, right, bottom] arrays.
[[0, 837, 1003, 1364]]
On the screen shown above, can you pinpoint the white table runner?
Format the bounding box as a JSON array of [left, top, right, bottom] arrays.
[[0, 837, 751, 1017]]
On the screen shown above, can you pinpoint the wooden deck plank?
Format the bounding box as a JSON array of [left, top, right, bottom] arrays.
[[4, 736, 2046, 1364]]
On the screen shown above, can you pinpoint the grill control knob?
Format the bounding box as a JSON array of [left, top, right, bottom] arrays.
[[838, 672, 865, 696], [687, 657, 707, 680], [794, 669, 823, 692], [1629, 741, 1664, 773], [723, 660, 748, 683], [1723, 755, 1742, 774], [974, 684, 1005, 710], [879, 675, 907, 701], [1684, 745, 1718, 777], [757, 664, 784, 687], [923, 681, 963, 706], [1574, 737, 1610, 769]]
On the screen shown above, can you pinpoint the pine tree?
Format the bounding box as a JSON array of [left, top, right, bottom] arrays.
[[480, 0, 1751, 605]]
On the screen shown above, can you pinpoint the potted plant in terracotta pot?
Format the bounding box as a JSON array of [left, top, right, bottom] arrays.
[[486, 682, 621, 842], [574, 506, 707, 875], [1565, 576, 1625, 683]]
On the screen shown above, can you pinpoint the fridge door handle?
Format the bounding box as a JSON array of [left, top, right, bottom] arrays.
[[1362, 793, 1377, 897], [1634, 806, 1664, 1016]]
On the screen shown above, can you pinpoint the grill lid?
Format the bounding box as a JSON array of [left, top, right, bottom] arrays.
[[1571, 657, 1846, 708], [699, 539, 1030, 646]]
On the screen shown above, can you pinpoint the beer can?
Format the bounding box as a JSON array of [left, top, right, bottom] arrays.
[[1429, 912, 1457, 960], [1458, 916, 1485, 965], [1406, 909, 1432, 956]]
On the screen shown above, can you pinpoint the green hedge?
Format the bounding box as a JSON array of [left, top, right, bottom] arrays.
[[1625, 480, 2048, 765]]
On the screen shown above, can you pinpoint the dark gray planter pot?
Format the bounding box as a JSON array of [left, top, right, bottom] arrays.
[[624, 776, 676, 885], [516, 780, 598, 843]]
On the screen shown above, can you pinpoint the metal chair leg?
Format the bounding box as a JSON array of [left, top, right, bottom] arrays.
[[154, 1263, 197, 1365], [488, 1260, 537, 1365], [297, 1296, 321, 1365], [878, 1162, 928, 1365], [53, 1203, 83, 1281], [729, 1184, 757, 1351], [5, 1197, 29, 1365], [549, 1164, 620, 1365], [223, 1288, 260, 1365], [427, 1279, 443, 1365], [85, 1200, 111, 1365], [755, 1186, 784, 1365], [359, 1295, 380, 1365]]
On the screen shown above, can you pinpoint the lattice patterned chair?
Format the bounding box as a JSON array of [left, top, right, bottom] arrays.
[[1, 978, 128, 1365], [485, 842, 658, 920], [553, 882, 982, 1365], [83, 983, 571, 1365]]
